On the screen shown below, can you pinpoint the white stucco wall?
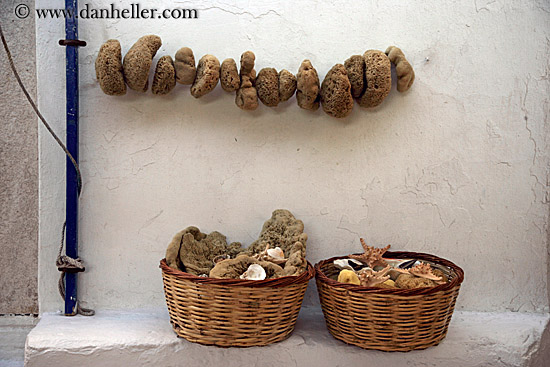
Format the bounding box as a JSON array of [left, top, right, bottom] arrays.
[[37, 0, 550, 313]]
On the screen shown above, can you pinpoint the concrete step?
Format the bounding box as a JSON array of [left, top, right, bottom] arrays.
[[0, 316, 39, 367], [25, 307, 550, 367]]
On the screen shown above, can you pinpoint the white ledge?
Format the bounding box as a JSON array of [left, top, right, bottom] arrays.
[[25, 307, 550, 367]]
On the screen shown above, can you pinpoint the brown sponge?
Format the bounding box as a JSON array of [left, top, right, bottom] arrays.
[[190, 54, 220, 98], [385, 46, 415, 92], [95, 39, 126, 96], [278, 69, 296, 102], [395, 273, 438, 289], [209, 255, 284, 279], [165, 226, 243, 275], [320, 64, 354, 118], [235, 51, 258, 110], [256, 68, 280, 107], [152, 55, 176, 95], [220, 58, 240, 92], [174, 47, 196, 85], [344, 55, 364, 99], [123, 35, 162, 92], [359, 50, 391, 108], [296, 60, 320, 111]]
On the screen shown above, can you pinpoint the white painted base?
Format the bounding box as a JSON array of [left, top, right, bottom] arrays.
[[0, 316, 39, 367], [24, 307, 549, 367]]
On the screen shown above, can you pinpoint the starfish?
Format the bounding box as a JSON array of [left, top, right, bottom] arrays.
[[358, 265, 392, 287], [349, 238, 391, 268], [409, 262, 442, 281]]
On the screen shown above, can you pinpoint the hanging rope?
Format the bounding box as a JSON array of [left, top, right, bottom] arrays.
[[0, 24, 82, 193], [57, 223, 95, 316], [1, 24, 93, 316]]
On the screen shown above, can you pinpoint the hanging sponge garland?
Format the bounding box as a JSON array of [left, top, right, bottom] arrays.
[[220, 58, 240, 92], [95, 35, 415, 118], [95, 39, 126, 96], [174, 47, 196, 85], [256, 67, 280, 107], [278, 69, 297, 102], [123, 35, 162, 92], [296, 59, 321, 111], [320, 63, 354, 118], [152, 55, 175, 95], [235, 51, 258, 110], [385, 46, 415, 93], [359, 50, 392, 108]]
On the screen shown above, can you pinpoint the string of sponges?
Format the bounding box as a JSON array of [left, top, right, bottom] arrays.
[[95, 35, 415, 118]]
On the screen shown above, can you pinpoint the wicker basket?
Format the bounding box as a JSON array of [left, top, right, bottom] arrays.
[[315, 251, 464, 351], [160, 259, 315, 347]]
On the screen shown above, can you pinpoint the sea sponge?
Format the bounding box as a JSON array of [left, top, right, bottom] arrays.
[[344, 55, 364, 98], [174, 47, 196, 85], [358, 50, 391, 108], [235, 51, 258, 110], [190, 55, 220, 98], [278, 69, 297, 102], [256, 68, 280, 107], [220, 58, 240, 92], [152, 55, 176, 95], [209, 255, 284, 279], [395, 273, 438, 289], [337, 269, 360, 285], [320, 64, 354, 118], [165, 226, 205, 270], [244, 209, 308, 276], [296, 60, 320, 110], [95, 39, 126, 96], [385, 46, 415, 92], [165, 226, 243, 275], [378, 279, 396, 289], [282, 242, 307, 276], [123, 35, 162, 92], [246, 209, 307, 256], [240, 51, 255, 75]]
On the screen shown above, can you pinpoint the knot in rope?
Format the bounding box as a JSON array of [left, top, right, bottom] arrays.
[[57, 222, 95, 316], [56, 254, 85, 273]]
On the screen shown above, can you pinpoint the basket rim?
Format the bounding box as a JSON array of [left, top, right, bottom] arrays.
[[315, 250, 464, 296], [160, 258, 315, 288]]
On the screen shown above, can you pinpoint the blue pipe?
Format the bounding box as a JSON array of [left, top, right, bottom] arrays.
[[64, 0, 79, 316]]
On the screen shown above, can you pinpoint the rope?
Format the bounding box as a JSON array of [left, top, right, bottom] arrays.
[[0, 23, 82, 194], [57, 223, 95, 316], [1, 24, 93, 316]]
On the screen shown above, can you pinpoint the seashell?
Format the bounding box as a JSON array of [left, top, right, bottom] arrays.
[[240, 264, 266, 280], [333, 258, 366, 271], [384, 258, 418, 269], [254, 244, 287, 265], [266, 247, 285, 260]]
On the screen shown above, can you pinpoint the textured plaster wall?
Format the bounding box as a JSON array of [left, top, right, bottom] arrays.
[[37, 0, 550, 313], [0, 0, 38, 314]]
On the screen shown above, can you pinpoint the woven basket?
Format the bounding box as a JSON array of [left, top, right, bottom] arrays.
[[160, 259, 315, 347], [315, 251, 464, 351]]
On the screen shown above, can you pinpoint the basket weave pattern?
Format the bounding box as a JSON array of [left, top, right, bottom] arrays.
[[315, 251, 464, 351], [160, 259, 314, 347]]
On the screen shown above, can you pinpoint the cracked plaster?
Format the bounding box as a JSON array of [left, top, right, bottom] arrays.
[[35, 0, 550, 313]]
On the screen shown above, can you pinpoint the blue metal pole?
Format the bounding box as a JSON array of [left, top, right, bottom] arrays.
[[64, 0, 79, 316]]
